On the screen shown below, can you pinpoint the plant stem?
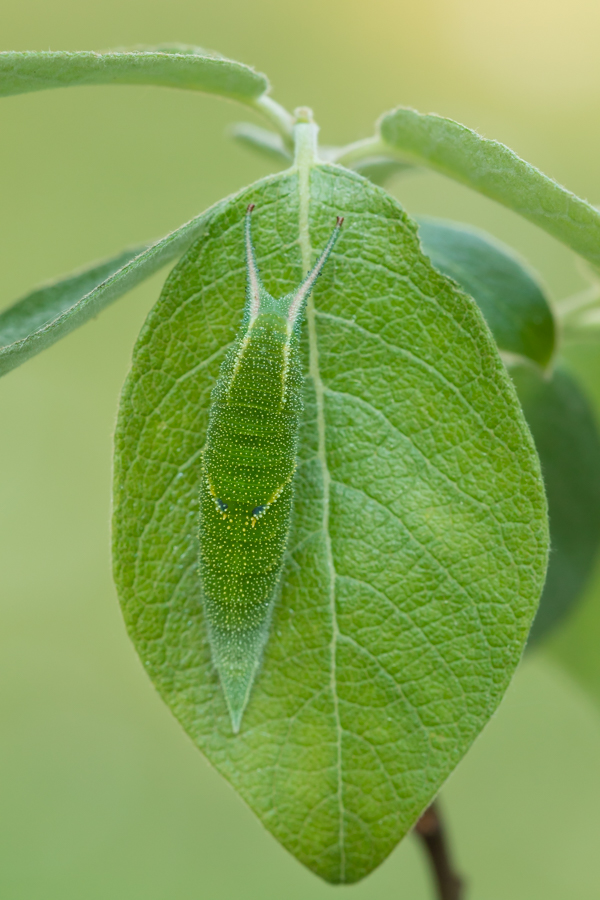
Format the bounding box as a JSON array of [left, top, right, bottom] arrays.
[[251, 94, 295, 149], [415, 801, 464, 900], [330, 135, 384, 166], [330, 135, 413, 169], [293, 116, 319, 172]]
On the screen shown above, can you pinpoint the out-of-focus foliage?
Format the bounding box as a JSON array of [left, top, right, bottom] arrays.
[[509, 362, 600, 644], [417, 216, 555, 367], [3, 0, 600, 896]]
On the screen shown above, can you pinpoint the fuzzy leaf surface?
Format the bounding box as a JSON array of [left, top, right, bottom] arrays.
[[380, 108, 600, 269], [0, 203, 221, 377], [418, 217, 555, 367], [112, 166, 548, 883], [0, 50, 267, 103], [510, 362, 600, 644]]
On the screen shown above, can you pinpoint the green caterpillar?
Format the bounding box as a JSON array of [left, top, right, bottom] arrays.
[[199, 205, 343, 732]]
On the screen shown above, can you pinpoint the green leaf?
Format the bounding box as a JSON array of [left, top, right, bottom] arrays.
[[509, 362, 600, 644], [227, 131, 412, 185], [556, 277, 600, 341], [379, 108, 600, 269], [230, 122, 292, 165], [0, 49, 268, 104], [545, 345, 600, 704], [417, 217, 555, 367], [347, 156, 413, 186], [0, 203, 222, 377], [549, 563, 600, 705], [112, 165, 548, 883]]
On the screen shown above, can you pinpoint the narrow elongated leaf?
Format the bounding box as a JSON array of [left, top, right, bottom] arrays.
[[0, 50, 268, 103], [0, 202, 222, 377], [228, 128, 413, 186], [0, 247, 145, 345], [509, 362, 600, 644], [418, 217, 555, 367], [349, 155, 413, 186], [112, 165, 547, 883], [230, 122, 292, 165], [380, 108, 600, 269]]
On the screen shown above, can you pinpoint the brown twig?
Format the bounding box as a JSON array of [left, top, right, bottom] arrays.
[[414, 801, 464, 900]]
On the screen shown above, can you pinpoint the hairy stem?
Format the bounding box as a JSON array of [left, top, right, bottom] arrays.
[[415, 802, 464, 900], [251, 94, 295, 148]]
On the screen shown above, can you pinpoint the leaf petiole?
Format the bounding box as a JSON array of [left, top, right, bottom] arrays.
[[251, 93, 295, 147]]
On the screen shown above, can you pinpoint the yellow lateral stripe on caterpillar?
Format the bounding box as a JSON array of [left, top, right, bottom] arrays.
[[250, 466, 297, 527], [198, 204, 343, 733]]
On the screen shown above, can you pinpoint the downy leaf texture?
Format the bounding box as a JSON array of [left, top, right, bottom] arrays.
[[0, 49, 268, 104], [0, 203, 223, 378], [112, 163, 548, 882], [380, 108, 600, 270]]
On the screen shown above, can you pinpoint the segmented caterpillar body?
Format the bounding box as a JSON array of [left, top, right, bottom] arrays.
[[199, 206, 343, 732]]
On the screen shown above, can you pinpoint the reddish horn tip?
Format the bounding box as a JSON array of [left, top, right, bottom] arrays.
[[247, 203, 256, 213], [336, 216, 344, 227]]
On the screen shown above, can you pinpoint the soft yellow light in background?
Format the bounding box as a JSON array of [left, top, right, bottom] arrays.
[[444, 0, 600, 104], [1, 0, 600, 897]]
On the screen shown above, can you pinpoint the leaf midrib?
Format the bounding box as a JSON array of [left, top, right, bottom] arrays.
[[298, 156, 345, 879]]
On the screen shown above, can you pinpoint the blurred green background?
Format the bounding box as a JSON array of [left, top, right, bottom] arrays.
[[2, 1, 600, 897]]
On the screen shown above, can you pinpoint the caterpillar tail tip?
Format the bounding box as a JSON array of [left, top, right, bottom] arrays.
[[221, 671, 253, 734]]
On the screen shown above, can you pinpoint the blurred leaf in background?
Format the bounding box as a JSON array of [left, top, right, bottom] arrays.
[[547, 343, 600, 707], [417, 216, 555, 367], [2, 0, 600, 897], [510, 361, 600, 644]]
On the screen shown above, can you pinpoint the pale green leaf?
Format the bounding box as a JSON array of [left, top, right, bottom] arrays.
[[351, 156, 414, 185], [230, 122, 292, 165], [0, 49, 268, 104], [0, 202, 222, 377], [418, 217, 555, 367], [509, 362, 600, 644], [226, 129, 414, 185], [349, 155, 413, 186], [380, 108, 600, 269], [557, 278, 600, 340], [112, 166, 548, 883]]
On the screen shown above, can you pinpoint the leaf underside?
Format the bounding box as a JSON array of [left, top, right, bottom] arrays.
[[380, 108, 600, 270], [112, 165, 548, 883], [0, 202, 223, 378], [230, 122, 292, 165], [0, 50, 267, 103]]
